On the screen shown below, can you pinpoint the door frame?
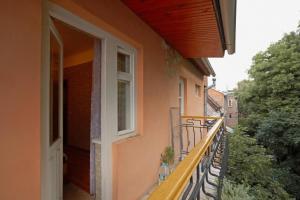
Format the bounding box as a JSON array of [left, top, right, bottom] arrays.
[[49, 17, 64, 200], [41, 2, 133, 199], [179, 78, 186, 115]]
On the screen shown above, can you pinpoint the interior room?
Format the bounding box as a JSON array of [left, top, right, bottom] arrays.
[[53, 18, 95, 200]]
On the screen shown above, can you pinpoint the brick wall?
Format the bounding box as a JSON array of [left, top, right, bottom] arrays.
[[225, 93, 238, 128]]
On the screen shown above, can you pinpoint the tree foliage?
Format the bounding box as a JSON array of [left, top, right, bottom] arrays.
[[235, 25, 300, 198], [226, 128, 290, 199], [221, 179, 254, 200]]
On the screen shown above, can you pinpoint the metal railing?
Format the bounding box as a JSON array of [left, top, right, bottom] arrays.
[[180, 116, 219, 157], [148, 117, 228, 200]]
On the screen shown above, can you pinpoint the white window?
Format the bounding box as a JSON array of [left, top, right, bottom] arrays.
[[195, 84, 201, 97], [228, 99, 233, 107], [179, 78, 185, 115], [117, 48, 135, 135]]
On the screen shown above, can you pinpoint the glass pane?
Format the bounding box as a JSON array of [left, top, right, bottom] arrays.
[[50, 31, 60, 144], [179, 83, 182, 97], [179, 80, 185, 115], [118, 80, 131, 131], [195, 84, 200, 97], [117, 52, 130, 73]]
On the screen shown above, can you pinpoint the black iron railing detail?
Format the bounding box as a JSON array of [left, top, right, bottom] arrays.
[[149, 116, 228, 200], [181, 123, 228, 200]]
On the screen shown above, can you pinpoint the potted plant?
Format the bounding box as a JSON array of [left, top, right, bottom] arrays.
[[161, 146, 175, 165], [159, 146, 175, 182]]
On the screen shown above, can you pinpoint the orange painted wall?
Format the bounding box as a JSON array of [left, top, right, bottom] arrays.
[[182, 63, 205, 116], [179, 61, 205, 151], [51, 0, 207, 199], [0, 0, 207, 199], [0, 0, 41, 200]]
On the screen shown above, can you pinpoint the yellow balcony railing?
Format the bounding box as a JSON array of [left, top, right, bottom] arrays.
[[148, 117, 225, 200], [181, 115, 222, 120]]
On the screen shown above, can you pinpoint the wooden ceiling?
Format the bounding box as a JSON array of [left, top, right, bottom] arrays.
[[122, 0, 225, 58]]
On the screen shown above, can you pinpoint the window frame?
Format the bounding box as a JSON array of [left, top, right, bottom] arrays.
[[116, 47, 136, 136], [195, 84, 201, 97], [179, 78, 185, 115], [228, 99, 233, 107]]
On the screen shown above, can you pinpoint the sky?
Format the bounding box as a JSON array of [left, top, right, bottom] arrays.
[[208, 0, 300, 91]]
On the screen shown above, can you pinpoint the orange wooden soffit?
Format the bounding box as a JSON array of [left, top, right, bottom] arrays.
[[122, 0, 225, 58]]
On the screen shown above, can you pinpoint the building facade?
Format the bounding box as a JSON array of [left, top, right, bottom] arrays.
[[208, 88, 238, 128], [224, 91, 239, 128], [207, 88, 225, 117], [0, 1, 236, 200]]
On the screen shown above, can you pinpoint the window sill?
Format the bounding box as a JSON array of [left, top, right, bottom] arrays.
[[113, 130, 139, 143], [91, 139, 101, 145]]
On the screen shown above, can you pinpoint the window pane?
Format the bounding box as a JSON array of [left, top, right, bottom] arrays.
[[195, 84, 200, 97], [228, 100, 232, 107], [50, 31, 60, 144], [179, 79, 185, 115], [118, 80, 131, 131], [117, 52, 130, 73]]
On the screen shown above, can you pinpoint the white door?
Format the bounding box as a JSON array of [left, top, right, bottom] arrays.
[[48, 18, 63, 200]]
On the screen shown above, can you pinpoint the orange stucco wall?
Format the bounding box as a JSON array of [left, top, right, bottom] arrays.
[[51, 1, 205, 199], [182, 63, 205, 116], [0, 0, 41, 200], [53, 1, 206, 199], [1, 0, 206, 199]]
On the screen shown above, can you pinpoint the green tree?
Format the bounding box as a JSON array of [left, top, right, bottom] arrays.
[[235, 24, 300, 198], [221, 179, 254, 200], [226, 128, 290, 199]]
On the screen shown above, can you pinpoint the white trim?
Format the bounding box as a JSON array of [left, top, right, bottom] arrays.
[[112, 131, 138, 143], [41, 3, 138, 200], [116, 47, 136, 137], [117, 72, 133, 81], [194, 84, 201, 98], [48, 3, 135, 55], [179, 78, 185, 115], [91, 139, 101, 145], [118, 128, 135, 136], [228, 99, 233, 107], [51, 18, 64, 199]]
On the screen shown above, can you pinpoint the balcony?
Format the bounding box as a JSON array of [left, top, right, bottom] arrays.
[[148, 115, 228, 200]]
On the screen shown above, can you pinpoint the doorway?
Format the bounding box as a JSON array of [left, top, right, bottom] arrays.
[[50, 17, 98, 200], [45, 4, 136, 199]]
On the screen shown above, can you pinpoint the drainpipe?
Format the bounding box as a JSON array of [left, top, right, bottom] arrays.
[[204, 77, 216, 116]]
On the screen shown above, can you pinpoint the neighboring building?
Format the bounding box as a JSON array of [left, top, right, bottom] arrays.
[[0, 1, 236, 200], [207, 88, 225, 117], [207, 95, 223, 117], [224, 91, 239, 128], [207, 88, 238, 128]]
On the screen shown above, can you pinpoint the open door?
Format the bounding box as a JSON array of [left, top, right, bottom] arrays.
[[49, 18, 64, 200]]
